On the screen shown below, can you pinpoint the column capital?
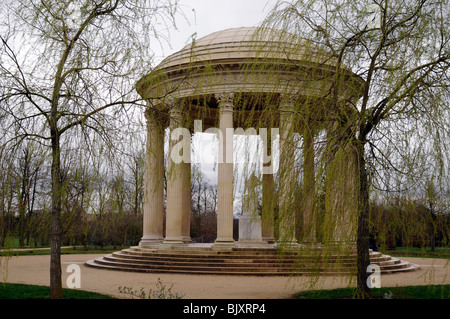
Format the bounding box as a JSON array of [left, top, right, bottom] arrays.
[[162, 94, 177, 106], [144, 106, 155, 121], [167, 98, 185, 131], [279, 93, 297, 112], [215, 92, 234, 109], [144, 107, 167, 130], [169, 106, 183, 118], [146, 95, 178, 110]]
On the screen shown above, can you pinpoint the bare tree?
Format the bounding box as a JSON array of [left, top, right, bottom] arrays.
[[0, 147, 15, 247], [13, 142, 43, 247], [0, 0, 183, 298], [126, 148, 145, 217]]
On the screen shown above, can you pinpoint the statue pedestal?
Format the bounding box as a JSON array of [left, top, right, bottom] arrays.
[[238, 213, 263, 243], [239, 173, 264, 244]]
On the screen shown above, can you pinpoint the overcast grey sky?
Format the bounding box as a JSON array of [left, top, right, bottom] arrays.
[[154, 0, 276, 63]]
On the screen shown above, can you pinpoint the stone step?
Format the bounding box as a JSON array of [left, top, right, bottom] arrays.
[[129, 246, 373, 255], [381, 263, 420, 274], [108, 255, 293, 267], [103, 254, 361, 270], [86, 258, 354, 276], [87, 256, 417, 275], [117, 251, 357, 262], [108, 259, 397, 272], [86, 259, 351, 276], [112, 253, 299, 265], [120, 248, 386, 262], [110, 252, 392, 269], [89, 256, 417, 276], [85, 247, 419, 276], [127, 247, 364, 254]]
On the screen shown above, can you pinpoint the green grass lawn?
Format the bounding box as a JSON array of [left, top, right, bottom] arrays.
[[294, 284, 449, 299], [2, 282, 448, 299], [385, 247, 450, 259], [3, 245, 449, 258], [0, 245, 130, 256], [0, 283, 114, 299]]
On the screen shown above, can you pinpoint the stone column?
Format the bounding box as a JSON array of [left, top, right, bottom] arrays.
[[261, 132, 275, 243], [181, 154, 192, 243], [214, 93, 236, 247], [163, 104, 185, 245], [139, 106, 165, 247], [302, 126, 316, 243], [278, 95, 298, 247]]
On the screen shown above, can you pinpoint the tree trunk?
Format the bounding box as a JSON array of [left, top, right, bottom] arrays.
[[430, 211, 436, 252], [355, 139, 372, 299], [50, 133, 63, 299], [18, 205, 25, 247], [26, 168, 38, 247]]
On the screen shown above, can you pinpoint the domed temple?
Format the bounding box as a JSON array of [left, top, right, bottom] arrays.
[[87, 27, 419, 275]]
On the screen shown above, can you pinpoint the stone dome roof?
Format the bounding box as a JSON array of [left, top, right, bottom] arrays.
[[181, 27, 266, 49], [136, 27, 362, 101], [155, 26, 324, 71]]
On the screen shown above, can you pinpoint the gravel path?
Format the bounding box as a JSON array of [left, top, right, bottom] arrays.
[[2, 254, 448, 299]]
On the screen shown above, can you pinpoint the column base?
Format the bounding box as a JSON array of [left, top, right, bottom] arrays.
[[162, 237, 185, 246], [262, 236, 276, 244], [238, 239, 265, 244], [181, 236, 193, 244], [139, 236, 164, 248], [213, 238, 236, 249], [276, 239, 299, 250]]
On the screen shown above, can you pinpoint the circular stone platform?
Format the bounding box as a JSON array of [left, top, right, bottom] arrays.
[[86, 243, 419, 276]]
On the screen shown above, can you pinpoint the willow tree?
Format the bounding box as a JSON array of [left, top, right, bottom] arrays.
[[0, 0, 183, 298], [264, 0, 450, 298]]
